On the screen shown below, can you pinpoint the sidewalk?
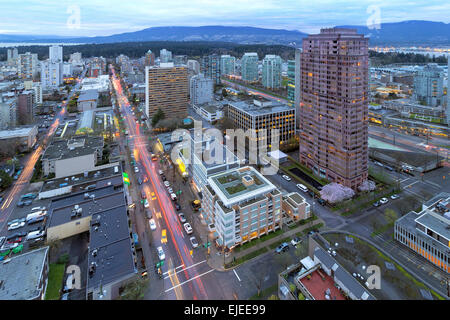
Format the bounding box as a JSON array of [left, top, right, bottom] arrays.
[[207, 218, 325, 271]]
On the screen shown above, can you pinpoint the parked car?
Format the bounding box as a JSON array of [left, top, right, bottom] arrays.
[[178, 213, 186, 223], [275, 242, 290, 254], [183, 223, 193, 235], [174, 203, 181, 211], [31, 206, 46, 213], [164, 181, 170, 187], [7, 218, 26, 226], [317, 198, 326, 206], [189, 236, 199, 249], [157, 246, 165, 261], [291, 237, 302, 246], [296, 184, 308, 193], [137, 177, 143, 185], [308, 190, 315, 198], [26, 230, 45, 241], [390, 194, 400, 200], [149, 219, 157, 231], [23, 200, 32, 206], [373, 201, 381, 207], [0, 237, 6, 247], [134, 166, 139, 173], [144, 199, 149, 208], [1, 242, 18, 251], [170, 193, 177, 201], [282, 175, 291, 181], [158, 170, 164, 175], [16, 200, 25, 207], [141, 190, 147, 199], [167, 187, 173, 194], [7, 232, 27, 241], [8, 221, 25, 231], [379, 197, 389, 204]]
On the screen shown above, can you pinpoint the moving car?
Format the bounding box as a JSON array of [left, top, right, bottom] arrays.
[[291, 237, 302, 246], [296, 184, 308, 193], [149, 219, 157, 231], [134, 166, 139, 173], [178, 213, 186, 223], [390, 194, 400, 200], [144, 199, 149, 208], [317, 198, 326, 206], [191, 200, 201, 211], [174, 203, 181, 211], [189, 236, 199, 249], [137, 177, 142, 185], [170, 193, 177, 201], [145, 210, 152, 219], [26, 230, 45, 241], [183, 223, 193, 235], [167, 187, 173, 194], [282, 175, 291, 181], [157, 246, 165, 261], [158, 170, 164, 175], [379, 197, 389, 204], [164, 181, 170, 188], [275, 242, 290, 254], [161, 229, 167, 243], [150, 192, 157, 201], [8, 221, 25, 231]]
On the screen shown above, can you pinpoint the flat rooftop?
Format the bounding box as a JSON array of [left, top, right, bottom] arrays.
[[0, 126, 37, 139], [0, 247, 49, 300], [227, 99, 294, 117], [41, 165, 121, 193], [48, 186, 125, 228], [299, 269, 346, 300], [78, 89, 99, 102], [208, 166, 275, 207], [42, 136, 103, 161]]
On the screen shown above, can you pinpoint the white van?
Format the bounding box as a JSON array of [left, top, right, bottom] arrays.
[[26, 230, 45, 241], [296, 184, 308, 193], [26, 210, 47, 222], [31, 206, 46, 213]]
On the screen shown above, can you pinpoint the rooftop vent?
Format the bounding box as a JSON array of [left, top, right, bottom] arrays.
[[242, 175, 254, 187]]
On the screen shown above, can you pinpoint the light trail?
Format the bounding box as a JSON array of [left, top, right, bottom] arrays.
[[111, 67, 209, 300]]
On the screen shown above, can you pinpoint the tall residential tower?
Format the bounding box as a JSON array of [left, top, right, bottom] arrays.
[[299, 28, 369, 190]]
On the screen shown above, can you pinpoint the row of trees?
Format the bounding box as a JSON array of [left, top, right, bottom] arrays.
[[369, 50, 448, 66]]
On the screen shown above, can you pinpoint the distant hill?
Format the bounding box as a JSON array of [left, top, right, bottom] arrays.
[[0, 21, 448, 46], [0, 26, 308, 46], [336, 20, 450, 45]]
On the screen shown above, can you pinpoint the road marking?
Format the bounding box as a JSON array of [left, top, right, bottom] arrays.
[[403, 180, 419, 189], [163, 259, 207, 278], [163, 264, 185, 276], [233, 269, 241, 282], [423, 180, 442, 189], [165, 269, 214, 293]]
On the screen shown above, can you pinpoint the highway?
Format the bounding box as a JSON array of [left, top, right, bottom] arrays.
[[111, 67, 219, 300], [0, 68, 87, 233]]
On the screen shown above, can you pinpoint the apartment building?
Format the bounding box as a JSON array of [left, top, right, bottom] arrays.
[[187, 60, 200, 75], [414, 63, 444, 107], [18, 52, 38, 79], [226, 97, 296, 154], [41, 59, 63, 89], [159, 49, 172, 63], [282, 192, 311, 221], [144, 63, 188, 120], [262, 54, 282, 89], [221, 55, 236, 76], [145, 50, 155, 66], [203, 166, 282, 249], [241, 53, 259, 82], [201, 54, 221, 85], [394, 192, 450, 274], [17, 90, 34, 125], [190, 74, 214, 105], [299, 28, 369, 190]]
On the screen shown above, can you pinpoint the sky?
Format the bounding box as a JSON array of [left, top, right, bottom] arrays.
[[0, 0, 449, 36]]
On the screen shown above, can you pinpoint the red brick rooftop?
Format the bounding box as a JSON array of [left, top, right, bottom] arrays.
[[299, 269, 346, 300]]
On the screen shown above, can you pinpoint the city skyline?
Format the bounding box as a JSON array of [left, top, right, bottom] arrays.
[[0, 0, 449, 37]]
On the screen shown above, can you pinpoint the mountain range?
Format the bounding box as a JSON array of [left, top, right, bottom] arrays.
[[0, 21, 448, 46]]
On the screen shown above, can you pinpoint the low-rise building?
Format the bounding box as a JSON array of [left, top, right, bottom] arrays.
[[0, 125, 38, 152], [0, 246, 49, 300], [203, 166, 282, 249], [282, 192, 311, 221], [192, 102, 224, 123], [394, 192, 450, 273], [41, 136, 104, 178], [78, 89, 99, 112]]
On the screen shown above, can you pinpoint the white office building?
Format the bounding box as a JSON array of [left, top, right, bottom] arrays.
[[49, 45, 63, 63], [41, 60, 63, 89], [190, 74, 214, 105], [160, 49, 172, 63]]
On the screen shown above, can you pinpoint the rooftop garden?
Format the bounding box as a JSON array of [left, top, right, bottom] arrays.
[[218, 174, 239, 185], [226, 182, 246, 195]]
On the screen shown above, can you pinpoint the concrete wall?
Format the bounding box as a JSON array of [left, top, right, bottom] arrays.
[[47, 216, 92, 241], [54, 154, 96, 178]]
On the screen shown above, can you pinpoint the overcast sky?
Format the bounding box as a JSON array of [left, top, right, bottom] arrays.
[[1, 0, 448, 36]]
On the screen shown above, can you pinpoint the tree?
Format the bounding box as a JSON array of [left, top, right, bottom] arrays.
[[120, 278, 149, 300], [151, 108, 165, 127], [0, 170, 13, 190], [384, 208, 398, 225], [320, 183, 355, 204], [252, 264, 269, 298]]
